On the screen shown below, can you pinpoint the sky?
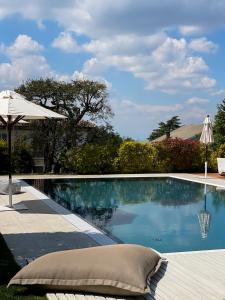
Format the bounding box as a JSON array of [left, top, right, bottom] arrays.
[[0, 1, 225, 140]]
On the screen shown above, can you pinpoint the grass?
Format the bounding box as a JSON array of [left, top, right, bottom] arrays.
[[0, 233, 46, 300]]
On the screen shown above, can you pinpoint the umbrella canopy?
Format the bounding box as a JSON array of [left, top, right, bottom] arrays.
[[0, 90, 66, 209], [0, 90, 65, 120], [200, 115, 214, 145], [200, 115, 214, 178]]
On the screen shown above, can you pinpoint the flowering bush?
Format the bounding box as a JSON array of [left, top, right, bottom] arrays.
[[153, 138, 204, 172]]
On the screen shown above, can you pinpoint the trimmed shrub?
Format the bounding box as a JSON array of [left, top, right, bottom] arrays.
[[210, 143, 225, 172], [0, 139, 33, 174], [216, 143, 225, 157], [62, 144, 117, 174], [153, 138, 204, 172], [115, 141, 156, 173], [0, 139, 8, 174], [13, 143, 33, 173]]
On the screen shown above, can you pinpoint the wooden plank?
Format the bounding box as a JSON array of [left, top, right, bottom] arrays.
[[169, 254, 225, 286], [94, 296, 108, 300], [47, 294, 59, 300], [75, 294, 86, 300], [56, 293, 68, 300], [84, 295, 96, 300], [154, 258, 222, 300], [160, 260, 223, 299], [167, 254, 225, 299], [65, 294, 77, 300]]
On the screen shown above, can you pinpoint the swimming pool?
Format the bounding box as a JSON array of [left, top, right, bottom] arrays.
[[26, 177, 225, 253]]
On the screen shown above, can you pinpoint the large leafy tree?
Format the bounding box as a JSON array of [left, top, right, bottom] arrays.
[[213, 99, 225, 146], [16, 78, 113, 172], [148, 116, 182, 141], [85, 124, 122, 147]]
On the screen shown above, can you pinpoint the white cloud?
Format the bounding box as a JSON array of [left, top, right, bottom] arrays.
[[179, 26, 203, 35], [1, 1, 225, 37], [0, 1, 221, 94], [52, 32, 81, 53], [82, 36, 216, 93], [72, 70, 112, 89], [211, 89, 225, 96], [113, 99, 183, 114], [0, 55, 52, 89], [185, 97, 209, 105], [0, 35, 66, 89], [7, 34, 43, 58], [0, 34, 112, 90], [83, 32, 167, 56], [189, 37, 218, 53]]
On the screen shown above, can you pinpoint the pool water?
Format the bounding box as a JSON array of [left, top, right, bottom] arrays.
[[27, 177, 225, 253]]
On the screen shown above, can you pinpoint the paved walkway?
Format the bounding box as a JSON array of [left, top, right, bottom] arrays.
[[0, 184, 98, 266]]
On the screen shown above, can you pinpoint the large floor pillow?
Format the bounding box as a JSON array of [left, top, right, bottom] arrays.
[[8, 244, 162, 296]]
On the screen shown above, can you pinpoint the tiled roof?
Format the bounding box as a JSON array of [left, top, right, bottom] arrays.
[[151, 124, 203, 142]]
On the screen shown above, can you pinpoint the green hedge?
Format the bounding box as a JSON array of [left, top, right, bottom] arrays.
[[62, 144, 117, 174], [114, 141, 156, 173], [0, 140, 8, 174], [60, 138, 218, 174], [0, 139, 33, 174]]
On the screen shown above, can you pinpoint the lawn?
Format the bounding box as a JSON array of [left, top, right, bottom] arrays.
[[0, 233, 46, 300]]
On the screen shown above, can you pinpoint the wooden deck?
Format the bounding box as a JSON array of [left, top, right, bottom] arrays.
[[47, 249, 225, 300]]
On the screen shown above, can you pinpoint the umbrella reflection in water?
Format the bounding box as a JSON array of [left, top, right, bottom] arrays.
[[198, 184, 211, 239]]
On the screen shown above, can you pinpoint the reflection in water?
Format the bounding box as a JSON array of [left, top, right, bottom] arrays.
[[38, 178, 203, 229], [48, 181, 118, 230], [198, 185, 211, 239], [27, 178, 225, 252]]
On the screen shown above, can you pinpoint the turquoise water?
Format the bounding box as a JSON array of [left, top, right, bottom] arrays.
[[27, 177, 225, 253]]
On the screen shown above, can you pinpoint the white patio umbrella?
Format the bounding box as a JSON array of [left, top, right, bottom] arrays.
[[0, 90, 66, 209], [200, 115, 214, 178]]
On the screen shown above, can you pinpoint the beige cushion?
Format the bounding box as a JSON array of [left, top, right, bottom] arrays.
[[8, 244, 161, 296]]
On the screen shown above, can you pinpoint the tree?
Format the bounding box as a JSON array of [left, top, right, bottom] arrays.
[[214, 99, 225, 146], [85, 124, 122, 147], [148, 116, 182, 141], [16, 78, 113, 172]]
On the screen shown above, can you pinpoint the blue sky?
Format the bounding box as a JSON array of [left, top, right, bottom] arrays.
[[0, 1, 225, 139]]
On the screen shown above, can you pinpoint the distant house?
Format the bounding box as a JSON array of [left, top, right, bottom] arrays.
[[150, 124, 203, 142]]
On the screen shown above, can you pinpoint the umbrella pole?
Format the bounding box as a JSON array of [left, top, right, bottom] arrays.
[[205, 144, 208, 179], [7, 116, 13, 208]]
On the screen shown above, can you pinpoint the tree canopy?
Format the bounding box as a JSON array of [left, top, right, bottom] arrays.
[[16, 78, 113, 171], [213, 98, 225, 146], [148, 116, 182, 141]]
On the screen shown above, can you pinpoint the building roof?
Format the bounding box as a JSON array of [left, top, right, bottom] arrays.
[[151, 124, 203, 142]]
